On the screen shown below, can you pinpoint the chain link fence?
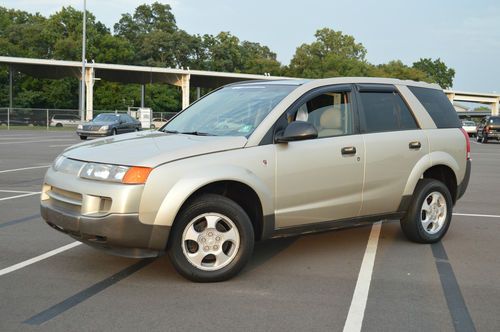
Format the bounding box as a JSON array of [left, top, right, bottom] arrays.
[[0, 108, 177, 130]]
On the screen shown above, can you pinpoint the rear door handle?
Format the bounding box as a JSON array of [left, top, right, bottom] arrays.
[[409, 141, 421, 149], [341, 146, 357, 155]]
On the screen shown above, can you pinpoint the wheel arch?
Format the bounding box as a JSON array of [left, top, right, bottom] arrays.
[[152, 165, 273, 241], [402, 152, 459, 205], [175, 181, 265, 241]]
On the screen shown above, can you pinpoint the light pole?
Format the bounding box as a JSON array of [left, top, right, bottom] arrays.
[[80, 0, 87, 120]]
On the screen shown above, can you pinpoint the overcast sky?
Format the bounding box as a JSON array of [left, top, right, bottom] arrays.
[[3, 0, 499, 93]]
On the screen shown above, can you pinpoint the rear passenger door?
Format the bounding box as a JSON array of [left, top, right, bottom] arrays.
[[355, 84, 428, 216], [274, 85, 365, 228]]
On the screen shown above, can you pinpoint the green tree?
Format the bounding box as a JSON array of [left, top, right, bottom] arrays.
[[287, 28, 368, 78], [239, 41, 282, 75], [371, 60, 430, 82], [412, 58, 455, 88]]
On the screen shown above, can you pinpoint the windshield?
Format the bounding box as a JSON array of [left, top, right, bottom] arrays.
[[94, 114, 120, 122], [163, 84, 296, 136], [489, 117, 500, 125]]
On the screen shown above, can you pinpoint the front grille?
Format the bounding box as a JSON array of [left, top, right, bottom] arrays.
[[47, 187, 82, 213]]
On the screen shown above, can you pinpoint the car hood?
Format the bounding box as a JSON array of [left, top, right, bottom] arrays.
[[83, 121, 118, 126], [63, 131, 247, 167]]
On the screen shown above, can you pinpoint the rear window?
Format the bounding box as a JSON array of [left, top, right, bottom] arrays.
[[409, 86, 461, 128]]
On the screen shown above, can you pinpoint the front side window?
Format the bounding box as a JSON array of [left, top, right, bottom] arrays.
[[359, 91, 418, 133], [293, 91, 353, 138], [164, 84, 297, 137]]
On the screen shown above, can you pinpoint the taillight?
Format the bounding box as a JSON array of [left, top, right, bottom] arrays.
[[460, 128, 470, 160]]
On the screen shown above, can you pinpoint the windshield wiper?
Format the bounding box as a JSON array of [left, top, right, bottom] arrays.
[[179, 131, 215, 136], [163, 129, 179, 134]]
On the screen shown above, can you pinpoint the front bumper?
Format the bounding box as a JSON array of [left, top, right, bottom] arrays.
[[485, 132, 500, 139], [41, 167, 169, 258], [76, 130, 111, 137], [41, 203, 169, 258]]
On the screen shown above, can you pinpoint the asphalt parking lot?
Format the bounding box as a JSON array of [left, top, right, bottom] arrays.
[[0, 130, 499, 331]]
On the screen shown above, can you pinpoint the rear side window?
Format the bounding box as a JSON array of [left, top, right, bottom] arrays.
[[408, 86, 461, 128], [359, 92, 418, 133]]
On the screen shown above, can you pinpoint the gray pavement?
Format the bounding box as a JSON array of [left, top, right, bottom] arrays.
[[0, 130, 499, 331]]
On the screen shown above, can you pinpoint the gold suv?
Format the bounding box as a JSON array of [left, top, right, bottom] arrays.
[[41, 78, 471, 282]]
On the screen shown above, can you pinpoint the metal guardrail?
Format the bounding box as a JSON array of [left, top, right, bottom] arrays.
[[0, 108, 178, 130]]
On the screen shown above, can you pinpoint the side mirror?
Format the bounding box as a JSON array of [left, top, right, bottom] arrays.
[[275, 121, 318, 143]]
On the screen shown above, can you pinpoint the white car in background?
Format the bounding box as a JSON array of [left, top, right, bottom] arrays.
[[50, 114, 81, 127], [151, 118, 168, 129], [461, 120, 477, 137]]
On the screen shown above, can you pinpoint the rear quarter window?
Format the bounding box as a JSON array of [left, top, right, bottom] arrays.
[[408, 86, 461, 128]]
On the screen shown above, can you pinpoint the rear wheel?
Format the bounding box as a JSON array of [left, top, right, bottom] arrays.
[[55, 123, 63, 127], [168, 194, 254, 282], [400, 179, 452, 243]]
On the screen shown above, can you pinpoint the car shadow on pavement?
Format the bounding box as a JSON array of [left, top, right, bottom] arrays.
[[245, 236, 299, 273]]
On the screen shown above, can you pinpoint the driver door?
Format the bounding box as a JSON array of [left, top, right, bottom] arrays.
[[274, 86, 365, 228]]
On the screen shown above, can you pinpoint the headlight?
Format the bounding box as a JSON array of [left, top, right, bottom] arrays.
[[54, 157, 152, 184], [77, 124, 83, 130], [53, 155, 66, 170], [81, 163, 129, 182], [53, 156, 85, 175], [99, 125, 109, 131]]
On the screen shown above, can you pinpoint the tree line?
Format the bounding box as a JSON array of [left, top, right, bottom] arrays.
[[0, 2, 455, 112]]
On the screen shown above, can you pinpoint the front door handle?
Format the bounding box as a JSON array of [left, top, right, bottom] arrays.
[[341, 146, 357, 155], [409, 141, 421, 149]]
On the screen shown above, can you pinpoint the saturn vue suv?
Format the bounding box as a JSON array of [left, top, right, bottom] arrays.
[[41, 77, 471, 282]]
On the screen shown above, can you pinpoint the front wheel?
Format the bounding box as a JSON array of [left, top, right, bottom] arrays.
[[79, 136, 87, 140], [400, 179, 453, 244], [168, 194, 254, 282]]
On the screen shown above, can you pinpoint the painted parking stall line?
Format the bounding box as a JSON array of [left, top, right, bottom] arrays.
[[0, 192, 41, 202], [0, 189, 40, 194], [343, 221, 382, 332], [0, 139, 76, 145], [0, 165, 50, 174], [0, 242, 81, 277], [453, 213, 500, 219]]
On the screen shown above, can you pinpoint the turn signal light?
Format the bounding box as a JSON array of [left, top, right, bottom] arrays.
[[122, 167, 153, 184]]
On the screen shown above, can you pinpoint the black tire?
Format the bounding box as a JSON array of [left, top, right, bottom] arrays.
[[482, 135, 488, 144], [112, 128, 117, 136], [56, 123, 63, 127], [168, 194, 254, 282], [476, 135, 481, 142], [400, 179, 453, 244], [79, 136, 87, 140]]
